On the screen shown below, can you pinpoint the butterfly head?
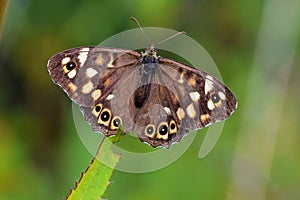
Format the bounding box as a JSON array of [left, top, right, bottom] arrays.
[[141, 46, 160, 64]]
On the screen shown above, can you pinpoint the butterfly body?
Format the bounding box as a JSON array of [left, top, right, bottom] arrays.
[[47, 46, 237, 148]]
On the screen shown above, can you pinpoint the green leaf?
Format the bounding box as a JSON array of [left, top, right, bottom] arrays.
[[66, 137, 121, 200]]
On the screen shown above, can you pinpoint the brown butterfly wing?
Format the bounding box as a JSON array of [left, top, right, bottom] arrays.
[[48, 46, 142, 137], [159, 57, 237, 128], [131, 60, 237, 148], [47, 46, 140, 106]]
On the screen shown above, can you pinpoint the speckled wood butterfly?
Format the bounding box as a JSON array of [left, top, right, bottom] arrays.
[[47, 25, 237, 148]]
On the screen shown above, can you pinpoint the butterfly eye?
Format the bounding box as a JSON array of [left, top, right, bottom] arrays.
[[145, 124, 155, 138], [110, 116, 122, 130], [158, 124, 168, 135], [95, 105, 102, 112], [92, 103, 103, 117], [66, 62, 76, 71], [62, 60, 78, 79], [170, 123, 175, 130], [157, 122, 169, 140], [211, 93, 221, 103], [101, 110, 110, 121], [159, 124, 168, 135], [169, 120, 177, 134], [98, 108, 112, 126], [113, 118, 121, 127], [208, 92, 225, 110]]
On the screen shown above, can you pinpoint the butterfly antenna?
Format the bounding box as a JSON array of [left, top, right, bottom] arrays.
[[130, 17, 151, 46], [157, 31, 186, 46]]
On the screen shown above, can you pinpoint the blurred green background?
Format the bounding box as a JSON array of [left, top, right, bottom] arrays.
[[1, 0, 300, 199]]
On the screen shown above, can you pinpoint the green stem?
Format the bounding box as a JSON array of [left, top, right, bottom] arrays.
[[66, 135, 121, 200]]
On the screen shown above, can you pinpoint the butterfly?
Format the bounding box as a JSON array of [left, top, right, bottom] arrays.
[[47, 33, 237, 148]]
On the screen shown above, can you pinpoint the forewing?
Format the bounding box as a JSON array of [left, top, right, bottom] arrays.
[[47, 46, 140, 106]]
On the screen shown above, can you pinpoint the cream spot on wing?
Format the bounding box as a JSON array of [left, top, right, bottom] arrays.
[[178, 71, 185, 83], [188, 77, 196, 86], [156, 133, 168, 140], [186, 103, 196, 118], [67, 69, 77, 79], [78, 48, 89, 67], [62, 66, 69, 74], [215, 101, 222, 108], [189, 91, 200, 102], [200, 114, 211, 124], [86, 68, 98, 78], [80, 47, 90, 52], [107, 53, 114, 68], [204, 79, 214, 95], [218, 91, 226, 100], [206, 75, 214, 81], [164, 107, 171, 115], [67, 82, 77, 92], [92, 109, 99, 117], [105, 94, 115, 101], [81, 81, 93, 94], [207, 100, 215, 110], [61, 57, 71, 65], [176, 108, 185, 121], [107, 61, 113, 68], [96, 56, 104, 66], [91, 89, 101, 101]]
